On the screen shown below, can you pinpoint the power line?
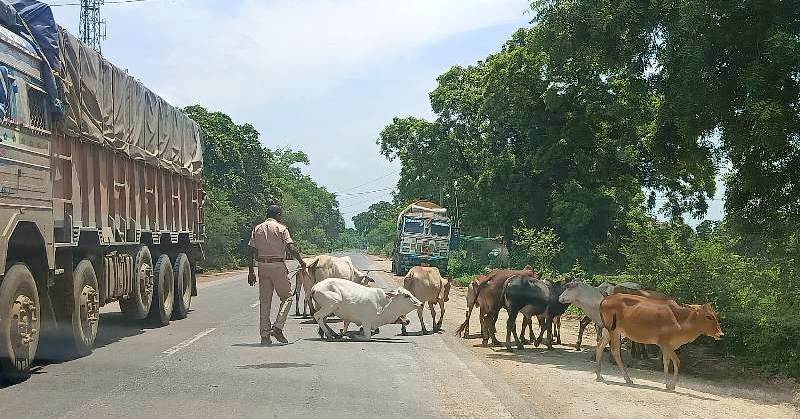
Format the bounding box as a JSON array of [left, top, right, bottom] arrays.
[[334, 186, 395, 198], [49, 0, 156, 6], [335, 170, 400, 195]]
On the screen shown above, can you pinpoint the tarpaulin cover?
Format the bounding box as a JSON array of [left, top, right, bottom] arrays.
[[157, 96, 177, 171], [59, 26, 80, 138], [186, 120, 203, 176], [3, 0, 63, 117], [141, 87, 159, 164], [0, 3, 203, 176], [111, 64, 129, 148], [100, 58, 113, 142], [78, 42, 102, 143], [129, 81, 155, 163]]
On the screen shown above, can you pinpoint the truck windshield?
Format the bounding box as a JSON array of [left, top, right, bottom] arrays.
[[403, 218, 424, 234], [431, 222, 450, 237]]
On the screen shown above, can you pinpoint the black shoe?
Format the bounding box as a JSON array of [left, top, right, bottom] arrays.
[[271, 327, 288, 344], [261, 336, 272, 346]]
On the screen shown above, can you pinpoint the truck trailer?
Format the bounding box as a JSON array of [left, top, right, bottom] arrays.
[[0, 1, 204, 381]]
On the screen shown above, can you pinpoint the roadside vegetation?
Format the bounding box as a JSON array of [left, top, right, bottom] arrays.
[[355, 1, 800, 379], [185, 105, 360, 270]]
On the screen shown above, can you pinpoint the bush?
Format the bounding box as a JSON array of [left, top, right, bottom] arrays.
[[454, 274, 476, 287]]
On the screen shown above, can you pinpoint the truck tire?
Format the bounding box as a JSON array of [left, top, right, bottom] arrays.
[[148, 254, 174, 326], [120, 245, 154, 320], [0, 263, 40, 383], [172, 253, 192, 319], [70, 260, 99, 357]]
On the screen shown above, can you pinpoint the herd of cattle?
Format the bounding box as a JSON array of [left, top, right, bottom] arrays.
[[293, 255, 724, 391]]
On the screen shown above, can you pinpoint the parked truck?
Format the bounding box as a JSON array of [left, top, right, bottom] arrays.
[[0, 1, 204, 381], [391, 200, 451, 276]]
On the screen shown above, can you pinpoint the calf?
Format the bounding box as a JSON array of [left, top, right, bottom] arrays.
[[310, 278, 422, 341], [502, 276, 571, 350], [401, 266, 451, 335], [454, 275, 486, 338], [295, 255, 374, 317], [596, 294, 723, 390]]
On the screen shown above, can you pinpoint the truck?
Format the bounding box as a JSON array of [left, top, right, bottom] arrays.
[[391, 200, 451, 276], [0, 1, 204, 381]]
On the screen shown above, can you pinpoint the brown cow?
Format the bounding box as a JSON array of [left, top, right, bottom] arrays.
[[457, 266, 538, 347], [454, 275, 487, 338], [595, 294, 724, 390]]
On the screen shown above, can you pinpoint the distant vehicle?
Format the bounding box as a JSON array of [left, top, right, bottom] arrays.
[[0, 2, 204, 381], [391, 200, 451, 276]]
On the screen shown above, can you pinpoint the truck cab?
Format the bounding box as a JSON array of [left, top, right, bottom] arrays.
[[392, 201, 451, 276]]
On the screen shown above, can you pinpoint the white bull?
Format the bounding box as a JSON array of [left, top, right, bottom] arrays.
[[295, 255, 374, 317], [310, 278, 422, 341]]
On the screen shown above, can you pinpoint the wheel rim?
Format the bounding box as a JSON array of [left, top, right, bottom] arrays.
[[138, 261, 153, 306], [9, 292, 39, 369], [78, 284, 99, 346]]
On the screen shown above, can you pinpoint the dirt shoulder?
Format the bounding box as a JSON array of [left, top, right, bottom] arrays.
[[369, 255, 799, 418], [196, 269, 247, 285]]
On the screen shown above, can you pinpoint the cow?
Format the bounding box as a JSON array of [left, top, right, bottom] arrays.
[[502, 275, 572, 350], [400, 266, 451, 335], [454, 275, 486, 338], [560, 280, 667, 357], [595, 294, 723, 390], [295, 255, 375, 317], [456, 266, 537, 347], [310, 277, 423, 341]]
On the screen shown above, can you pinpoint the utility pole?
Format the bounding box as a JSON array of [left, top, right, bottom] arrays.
[[80, 0, 106, 53]]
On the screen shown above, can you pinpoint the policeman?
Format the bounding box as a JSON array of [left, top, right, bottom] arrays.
[[247, 205, 306, 345]]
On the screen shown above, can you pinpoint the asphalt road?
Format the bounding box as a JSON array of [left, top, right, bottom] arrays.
[[0, 251, 537, 418]]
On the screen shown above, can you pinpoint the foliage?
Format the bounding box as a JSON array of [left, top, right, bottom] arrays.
[[513, 225, 563, 275], [372, 0, 800, 378], [185, 105, 347, 268]]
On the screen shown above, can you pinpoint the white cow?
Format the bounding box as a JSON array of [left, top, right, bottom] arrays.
[[295, 255, 374, 317], [310, 278, 423, 341]]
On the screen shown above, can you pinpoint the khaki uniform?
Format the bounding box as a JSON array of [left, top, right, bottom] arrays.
[[249, 218, 294, 338]]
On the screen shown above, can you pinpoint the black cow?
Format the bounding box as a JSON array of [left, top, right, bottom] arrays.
[[502, 275, 572, 350]]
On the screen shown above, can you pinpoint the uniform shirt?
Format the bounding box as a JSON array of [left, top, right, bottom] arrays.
[[248, 218, 294, 259]]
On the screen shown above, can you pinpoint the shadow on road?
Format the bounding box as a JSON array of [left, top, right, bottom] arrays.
[[236, 362, 314, 369], [305, 337, 413, 344]]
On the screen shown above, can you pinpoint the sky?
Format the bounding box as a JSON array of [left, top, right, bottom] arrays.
[[49, 0, 723, 227]]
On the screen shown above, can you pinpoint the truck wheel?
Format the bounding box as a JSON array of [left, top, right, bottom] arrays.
[[0, 263, 40, 383], [70, 260, 99, 357], [172, 253, 192, 319], [148, 254, 174, 326], [120, 245, 154, 320]]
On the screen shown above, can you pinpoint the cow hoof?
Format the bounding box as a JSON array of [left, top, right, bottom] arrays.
[[625, 378, 634, 385], [317, 328, 324, 338], [666, 384, 675, 391], [373, 328, 379, 335], [505, 346, 513, 351], [516, 345, 524, 350], [595, 376, 604, 382]]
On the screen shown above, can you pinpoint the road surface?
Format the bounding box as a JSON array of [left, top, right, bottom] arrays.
[[0, 251, 537, 419]]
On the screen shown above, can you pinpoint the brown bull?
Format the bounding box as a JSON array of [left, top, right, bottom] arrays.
[[596, 294, 724, 390]]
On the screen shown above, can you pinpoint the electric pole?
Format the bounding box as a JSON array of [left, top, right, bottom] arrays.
[[80, 0, 106, 53]]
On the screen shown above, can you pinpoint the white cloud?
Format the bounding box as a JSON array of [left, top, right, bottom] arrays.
[[119, 0, 529, 108]]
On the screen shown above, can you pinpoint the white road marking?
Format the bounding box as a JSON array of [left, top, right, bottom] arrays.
[[162, 328, 216, 356], [250, 301, 259, 308]]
